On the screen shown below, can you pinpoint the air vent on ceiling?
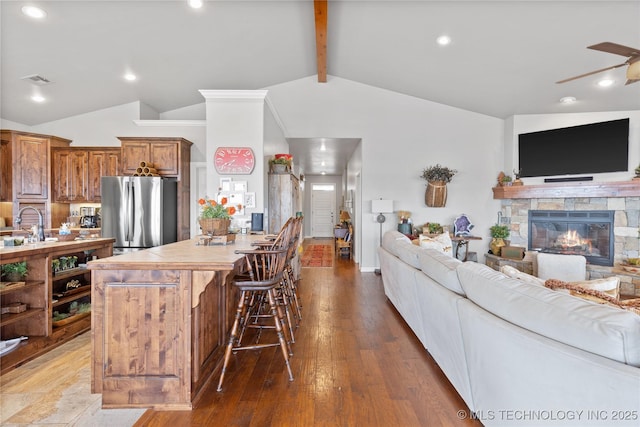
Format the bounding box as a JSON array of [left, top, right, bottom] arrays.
[[20, 74, 52, 85]]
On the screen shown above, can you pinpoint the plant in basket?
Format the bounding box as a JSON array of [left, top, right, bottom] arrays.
[[198, 196, 242, 236]]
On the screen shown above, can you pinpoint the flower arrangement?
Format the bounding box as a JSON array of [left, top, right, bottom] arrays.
[[198, 196, 240, 220], [420, 164, 457, 183]]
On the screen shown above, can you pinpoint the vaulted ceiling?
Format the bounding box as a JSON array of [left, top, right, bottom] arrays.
[[2, 1, 639, 174]]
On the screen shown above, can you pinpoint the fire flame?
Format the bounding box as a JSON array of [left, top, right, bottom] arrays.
[[554, 230, 591, 251]]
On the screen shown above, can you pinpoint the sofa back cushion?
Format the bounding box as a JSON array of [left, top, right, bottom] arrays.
[[457, 262, 640, 367], [395, 241, 423, 269], [418, 249, 465, 295], [382, 230, 411, 257]]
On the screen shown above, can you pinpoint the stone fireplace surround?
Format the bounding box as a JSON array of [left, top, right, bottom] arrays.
[[494, 181, 640, 297]]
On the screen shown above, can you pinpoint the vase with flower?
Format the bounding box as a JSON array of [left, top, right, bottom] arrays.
[[198, 196, 241, 236]]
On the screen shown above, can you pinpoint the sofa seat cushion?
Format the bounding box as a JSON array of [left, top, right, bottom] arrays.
[[418, 249, 464, 295], [457, 262, 640, 367], [382, 230, 412, 257]]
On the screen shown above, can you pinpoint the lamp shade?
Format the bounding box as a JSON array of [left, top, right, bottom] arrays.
[[340, 211, 351, 221], [372, 199, 393, 214]]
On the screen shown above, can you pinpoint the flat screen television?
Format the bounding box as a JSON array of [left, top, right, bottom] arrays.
[[518, 118, 629, 178]]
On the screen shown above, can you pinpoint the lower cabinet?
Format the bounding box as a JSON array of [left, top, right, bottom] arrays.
[[0, 238, 114, 374]]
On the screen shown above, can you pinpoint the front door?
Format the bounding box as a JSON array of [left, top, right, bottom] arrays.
[[311, 184, 336, 237]]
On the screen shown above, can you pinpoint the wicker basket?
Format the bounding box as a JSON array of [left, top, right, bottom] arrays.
[[425, 180, 448, 207], [199, 218, 230, 236]]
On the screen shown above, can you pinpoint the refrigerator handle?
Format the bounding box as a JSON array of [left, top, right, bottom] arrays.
[[125, 179, 133, 243]]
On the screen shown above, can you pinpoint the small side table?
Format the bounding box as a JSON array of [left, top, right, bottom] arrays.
[[451, 235, 482, 261]]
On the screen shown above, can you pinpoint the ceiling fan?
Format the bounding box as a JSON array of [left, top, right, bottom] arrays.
[[556, 42, 640, 85]]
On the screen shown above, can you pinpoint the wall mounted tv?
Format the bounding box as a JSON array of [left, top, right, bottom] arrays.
[[518, 118, 629, 178]]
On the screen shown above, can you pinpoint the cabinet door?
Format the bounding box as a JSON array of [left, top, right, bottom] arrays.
[[15, 135, 49, 199], [88, 150, 120, 201], [0, 139, 11, 201], [52, 150, 88, 202], [150, 142, 179, 176], [121, 141, 151, 175]]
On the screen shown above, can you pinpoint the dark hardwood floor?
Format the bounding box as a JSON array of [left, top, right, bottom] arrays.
[[134, 239, 480, 427]]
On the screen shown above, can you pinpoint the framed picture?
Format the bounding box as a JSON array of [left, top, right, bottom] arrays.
[[232, 180, 248, 192], [219, 178, 232, 192], [229, 192, 244, 207], [244, 192, 256, 208]]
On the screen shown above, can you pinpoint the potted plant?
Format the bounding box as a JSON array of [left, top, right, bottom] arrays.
[[420, 164, 457, 207], [2, 261, 28, 282], [269, 155, 292, 174], [500, 175, 513, 186], [197, 196, 240, 236], [489, 224, 510, 256]]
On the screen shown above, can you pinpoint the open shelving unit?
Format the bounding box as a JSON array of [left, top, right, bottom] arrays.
[[0, 238, 114, 374]]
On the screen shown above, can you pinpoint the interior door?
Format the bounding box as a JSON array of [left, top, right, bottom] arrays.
[[311, 184, 336, 237]]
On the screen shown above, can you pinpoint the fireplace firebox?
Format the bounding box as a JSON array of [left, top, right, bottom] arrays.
[[528, 210, 614, 266]]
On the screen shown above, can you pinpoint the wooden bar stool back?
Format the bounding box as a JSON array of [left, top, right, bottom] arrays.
[[217, 247, 293, 391]]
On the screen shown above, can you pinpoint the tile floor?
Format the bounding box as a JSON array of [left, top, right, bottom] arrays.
[[0, 332, 146, 426]]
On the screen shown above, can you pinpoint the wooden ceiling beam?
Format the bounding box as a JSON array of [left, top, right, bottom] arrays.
[[314, 0, 327, 83]]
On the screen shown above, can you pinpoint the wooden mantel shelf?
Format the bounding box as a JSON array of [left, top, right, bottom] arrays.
[[492, 180, 640, 199]]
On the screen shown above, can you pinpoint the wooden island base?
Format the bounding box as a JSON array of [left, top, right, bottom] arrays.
[[89, 235, 262, 410]]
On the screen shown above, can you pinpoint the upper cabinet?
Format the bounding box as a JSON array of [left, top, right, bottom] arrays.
[[51, 148, 121, 203], [87, 149, 120, 202], [1, 131, 70, 201], [51, 149, 88, 202], [0, 139, 11, 201], [119, 137, 190, 177]]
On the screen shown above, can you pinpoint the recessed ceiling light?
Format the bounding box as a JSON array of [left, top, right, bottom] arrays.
[[597, 78, 614, 87], [321, 161, 326, 166], [559, 96, 576, 104], [436, 35, 451, 46], [31, 95, 45, 103], [22, 6, 46, 19], [124, 73, 137, 82], [188, 0, 203, 9], [320, 143, 326, 151], [321, 171, 326, 175]]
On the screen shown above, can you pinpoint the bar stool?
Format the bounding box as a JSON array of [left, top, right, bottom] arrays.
[[217, 247, 293, 391]]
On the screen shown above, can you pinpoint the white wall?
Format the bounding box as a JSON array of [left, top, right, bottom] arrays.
[[14, 100, 207, 161], [507, 111, 640, 184], [266, 76, 504, 271]]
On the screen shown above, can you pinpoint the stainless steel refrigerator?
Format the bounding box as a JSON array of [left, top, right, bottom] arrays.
[[101, 176, 177, 253]]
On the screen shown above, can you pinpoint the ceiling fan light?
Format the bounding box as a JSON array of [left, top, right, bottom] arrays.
[[627, 61, 640, 80], [597, 78, 614, 87]]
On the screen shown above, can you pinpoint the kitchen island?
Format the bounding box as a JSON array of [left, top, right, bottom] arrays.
[[89, 234, 264, 410]]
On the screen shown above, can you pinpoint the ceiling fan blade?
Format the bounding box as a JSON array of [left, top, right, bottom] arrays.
[[625, 78, 640, 85], [588, 42, 640, 58], [556, 63, 628, 84]]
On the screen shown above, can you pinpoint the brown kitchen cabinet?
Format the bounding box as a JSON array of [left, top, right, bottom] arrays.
[[118, 137, 193, 240], [1, 130, 72, 229], [88, 148, 120, 202], [51, 148, 89, 202]]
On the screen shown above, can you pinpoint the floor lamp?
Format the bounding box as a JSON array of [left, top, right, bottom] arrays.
[[372, 199, 394, 275]]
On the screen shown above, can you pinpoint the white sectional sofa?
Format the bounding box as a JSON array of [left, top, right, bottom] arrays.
[[378, 230, 640, 426]]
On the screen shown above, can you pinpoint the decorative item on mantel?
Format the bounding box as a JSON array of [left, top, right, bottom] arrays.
[[497, 171, 513, 186], [512, 169, 524, 186], [634, 164, 640, 180], [421, 164, 457, 207], [197, 195, 240, 236]]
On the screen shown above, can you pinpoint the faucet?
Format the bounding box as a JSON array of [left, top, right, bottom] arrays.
[[15, 206, 45, 242]]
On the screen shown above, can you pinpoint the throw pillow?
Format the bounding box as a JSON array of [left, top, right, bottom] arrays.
[[419, 233, 453, 257], [571, 277, 620, 299], [544, 279, 640, 315], [499, 265, 545, 286]]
